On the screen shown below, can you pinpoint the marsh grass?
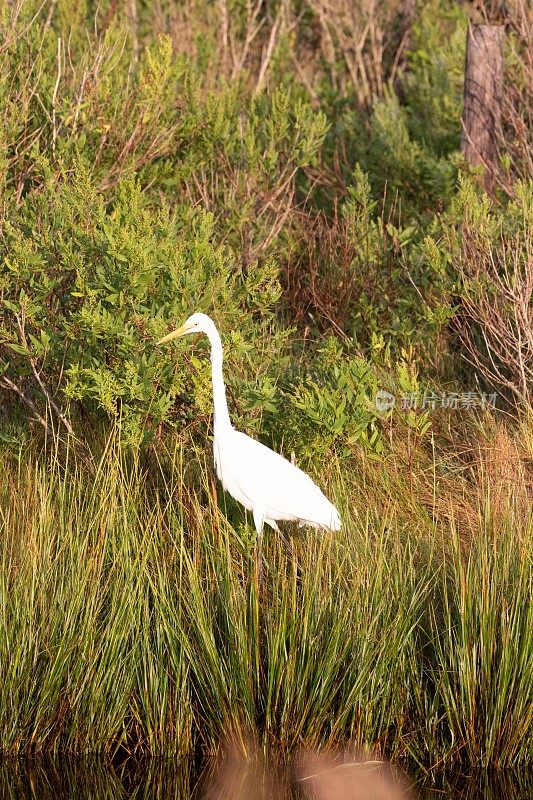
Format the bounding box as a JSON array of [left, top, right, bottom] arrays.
[[0, 422, 531, 766]]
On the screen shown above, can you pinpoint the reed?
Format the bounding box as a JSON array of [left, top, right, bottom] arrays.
[[0, 423, 530, 767]]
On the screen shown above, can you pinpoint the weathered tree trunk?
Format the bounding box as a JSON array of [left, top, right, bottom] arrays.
[[461, 24, 505, 192]]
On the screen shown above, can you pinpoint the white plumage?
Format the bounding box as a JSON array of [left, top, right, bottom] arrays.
[[158, 313, 341, 534]]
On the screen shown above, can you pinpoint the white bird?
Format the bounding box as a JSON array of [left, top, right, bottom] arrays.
[[157, 313, 341, 535]]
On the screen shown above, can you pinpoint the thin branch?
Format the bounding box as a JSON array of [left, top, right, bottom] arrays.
[[51, 37, 62, 152], [15, 312, 76, 437], [255, 0, 288, 95], [0, 374, 49, 431]]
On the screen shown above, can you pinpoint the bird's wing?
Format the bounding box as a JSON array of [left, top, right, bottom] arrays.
[[223, 431, 338, 527]]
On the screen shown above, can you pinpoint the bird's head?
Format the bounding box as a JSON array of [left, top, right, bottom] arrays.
[[157, 312, 215, 345]]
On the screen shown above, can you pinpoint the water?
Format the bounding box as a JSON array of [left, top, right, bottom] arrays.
[[0, 757, 530, 800]]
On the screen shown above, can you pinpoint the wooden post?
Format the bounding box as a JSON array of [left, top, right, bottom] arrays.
[[460, 24, 505, 192]]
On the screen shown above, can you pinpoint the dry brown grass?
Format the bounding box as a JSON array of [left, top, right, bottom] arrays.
[[304, 1, 412, 106], [138, 0, 414, 107], [347, 410, 533, 547], [454, 222, 533, 409]]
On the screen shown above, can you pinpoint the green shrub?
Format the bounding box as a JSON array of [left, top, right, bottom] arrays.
[[1, 8, 328, 263], [403, 1, 467, 157], [353, 90, 457, 222], [284, 166, 455, 369], [0, 161, 289, 446], [276, 337, 386, 461]]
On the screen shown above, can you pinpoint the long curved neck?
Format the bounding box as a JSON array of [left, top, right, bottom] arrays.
[[207, 326, 232, 433]]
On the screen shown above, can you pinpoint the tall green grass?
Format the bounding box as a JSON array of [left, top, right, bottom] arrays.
[[0, 429, 531, 766]]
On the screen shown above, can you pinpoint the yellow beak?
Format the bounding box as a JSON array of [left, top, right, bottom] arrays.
[[156, 324, 190, 345]]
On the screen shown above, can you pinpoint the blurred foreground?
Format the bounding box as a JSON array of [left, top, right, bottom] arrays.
[[0, 752, 531, 800]]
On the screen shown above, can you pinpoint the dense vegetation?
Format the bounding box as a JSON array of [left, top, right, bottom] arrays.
[[1, 432, 531, 766], [0, 0, 531, 768]]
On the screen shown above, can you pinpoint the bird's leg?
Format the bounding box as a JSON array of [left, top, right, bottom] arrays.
[[266, 517, 291, 548], [252, 508, 265, 540], [280, 529, 291, 548], [252, 508, 265, 586]]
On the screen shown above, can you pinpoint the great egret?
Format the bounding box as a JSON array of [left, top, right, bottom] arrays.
[[157, 313, 341, 535]]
